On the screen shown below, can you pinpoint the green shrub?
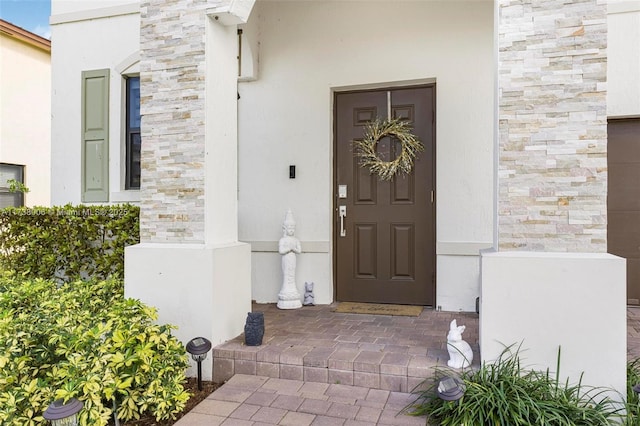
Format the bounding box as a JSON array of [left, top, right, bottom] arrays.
[[0, 273, 190, 426], [408, 346, 621, 426], [0, 204, 139, 282], [626, 359, 640, 425]]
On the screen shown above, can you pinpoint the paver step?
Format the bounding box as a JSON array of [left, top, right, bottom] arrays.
[[212, 303, 479, 393]]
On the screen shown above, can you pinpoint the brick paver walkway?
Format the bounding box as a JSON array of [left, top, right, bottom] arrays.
[[175, 374, 425, 426], [628, 307, 640, 360]]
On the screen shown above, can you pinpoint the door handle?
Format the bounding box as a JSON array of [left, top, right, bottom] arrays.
[[339, 205, 347, 237]]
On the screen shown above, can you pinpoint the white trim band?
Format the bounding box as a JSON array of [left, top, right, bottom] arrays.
[[248, 241, 330, 253], [437, 242, 494, 256], [50, 3, 139, 26]]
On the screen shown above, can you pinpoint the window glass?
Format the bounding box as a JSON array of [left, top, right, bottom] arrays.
[[126, 76, 141, 189], [128, 133, 141, 189], [128, 77, 140, 129], [0, 163, 25, 207]]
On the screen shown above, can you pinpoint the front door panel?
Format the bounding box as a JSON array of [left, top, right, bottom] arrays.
[[334, 86, 435, 305]]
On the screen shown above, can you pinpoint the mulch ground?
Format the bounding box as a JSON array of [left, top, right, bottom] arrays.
[[115, 378, 220, 426]]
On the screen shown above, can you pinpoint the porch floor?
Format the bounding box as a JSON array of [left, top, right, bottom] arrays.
[[212, 303, 480, 393], [174, 305, 640, 426]]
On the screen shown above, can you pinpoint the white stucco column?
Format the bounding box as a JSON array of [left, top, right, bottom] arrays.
[[480, 252, 626, 399], [205, 15, 241, 244], [125, 0, 255, 381]]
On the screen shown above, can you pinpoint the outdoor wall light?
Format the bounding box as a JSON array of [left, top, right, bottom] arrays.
[[186, 336, 212, 391], [436, 376, 466, 402], [43, 398, 83, 426]]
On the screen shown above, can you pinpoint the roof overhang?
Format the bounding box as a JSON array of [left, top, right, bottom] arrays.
[[0, 19, 51, 53]]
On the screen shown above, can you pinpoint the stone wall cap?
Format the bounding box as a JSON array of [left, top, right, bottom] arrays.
[[481, 251, 623, 260]]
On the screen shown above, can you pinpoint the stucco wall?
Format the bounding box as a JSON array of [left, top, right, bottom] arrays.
[[0, 32, 51, 207], [238, 0, 495, 308], [50, 3, 140, 206], [608, 1, 640, 117], [50, 0, 495, 310]]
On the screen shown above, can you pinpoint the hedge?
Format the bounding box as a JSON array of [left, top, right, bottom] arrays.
[[0, 273, 190, 425], [0, 204, 139, 282]]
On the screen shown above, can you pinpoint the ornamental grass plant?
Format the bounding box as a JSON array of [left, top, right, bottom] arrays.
[[626, 359, 640, 425], [407, 345, 622, 426]]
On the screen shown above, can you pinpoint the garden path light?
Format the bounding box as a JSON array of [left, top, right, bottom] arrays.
[[43, 398, 83, 426], [436, 376, 466, 402], [186, 336, 212, 391]]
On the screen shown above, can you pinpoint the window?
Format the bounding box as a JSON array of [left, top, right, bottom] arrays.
[[0, 163, 25, 207], [125, 76, 141, 190]]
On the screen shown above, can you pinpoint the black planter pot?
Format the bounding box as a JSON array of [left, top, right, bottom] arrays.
[[244, 312, 265, 346]]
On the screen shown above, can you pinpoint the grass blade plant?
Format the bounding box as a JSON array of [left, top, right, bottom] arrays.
[[626, 358, 640, 425], [407, 344, 621, 426]]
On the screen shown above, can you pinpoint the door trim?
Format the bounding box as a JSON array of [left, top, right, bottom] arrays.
[[331, 78, 437, 94], [331, 82, 437, 305]]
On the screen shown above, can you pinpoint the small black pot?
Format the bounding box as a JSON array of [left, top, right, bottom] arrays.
[[244, 312, 265, 346]]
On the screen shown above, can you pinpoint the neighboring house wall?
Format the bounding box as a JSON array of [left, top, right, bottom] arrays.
[[50, 1, 140, 205], [0, 20, 51, 207]]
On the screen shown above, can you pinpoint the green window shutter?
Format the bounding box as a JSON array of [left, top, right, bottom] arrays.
[[81, 69, 109, 202]]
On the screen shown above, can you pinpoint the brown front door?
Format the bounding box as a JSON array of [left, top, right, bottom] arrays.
[[334, 86, 435, 305], [608, 118, 640, 305]]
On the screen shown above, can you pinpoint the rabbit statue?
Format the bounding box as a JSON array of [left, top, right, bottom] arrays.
[[446, 319, 473, 369]]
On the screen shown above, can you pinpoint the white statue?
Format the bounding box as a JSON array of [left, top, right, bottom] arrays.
[[446, 319, 473, 369], [303, 281, 315, 306], [277, 210, 302, 309]]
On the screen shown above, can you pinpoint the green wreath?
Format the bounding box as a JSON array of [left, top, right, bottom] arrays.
[[354, 118, 424, 181]]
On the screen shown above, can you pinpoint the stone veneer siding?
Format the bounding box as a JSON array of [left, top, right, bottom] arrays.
[[498, 0, 608, 252], [139, 0, 222, 243]]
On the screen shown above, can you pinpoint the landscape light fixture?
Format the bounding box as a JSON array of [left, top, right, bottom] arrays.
[[634, 383, 640, 395], [43, 398, 83, 426], [436, 376, 466, 402], [186, 336, 212, 391]]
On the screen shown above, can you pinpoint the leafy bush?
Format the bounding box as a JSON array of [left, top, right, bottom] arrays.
[[0, 273, 190, 425], [408, 346, 621, 425], [0, 204, 139, 282]]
